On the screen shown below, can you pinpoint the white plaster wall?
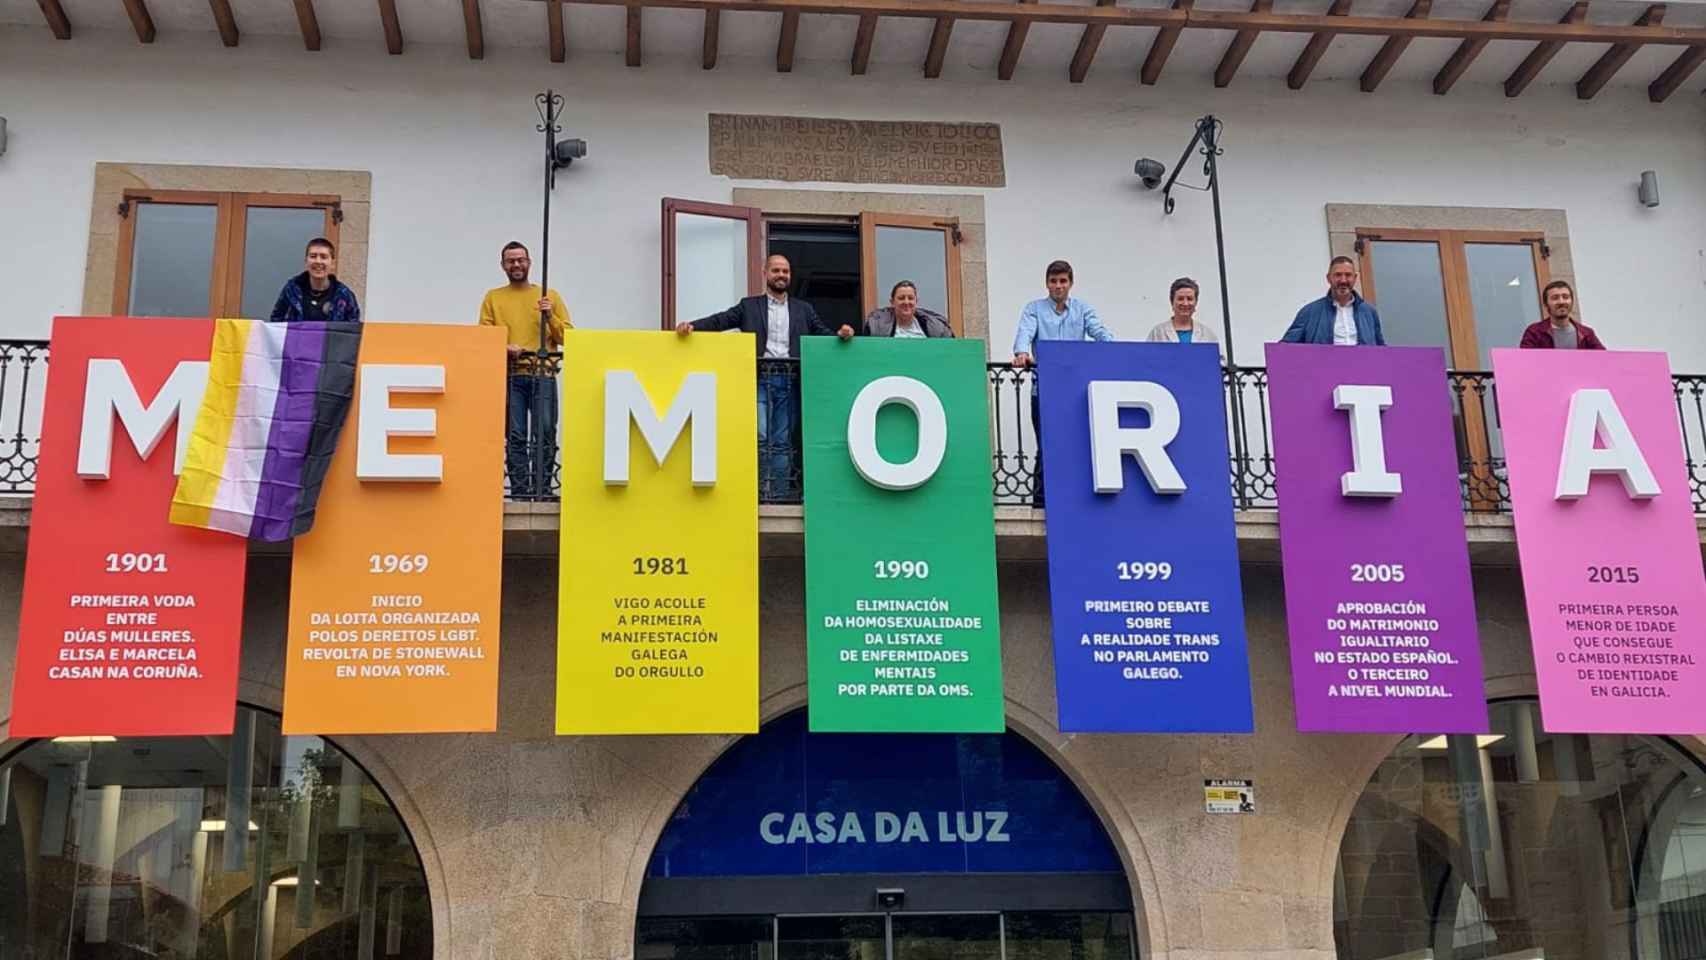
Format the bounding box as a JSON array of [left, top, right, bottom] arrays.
[[2, 24, 1704, 368]]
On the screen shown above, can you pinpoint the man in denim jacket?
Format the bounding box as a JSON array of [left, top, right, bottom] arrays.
[[1281, 256, 1384, 346]]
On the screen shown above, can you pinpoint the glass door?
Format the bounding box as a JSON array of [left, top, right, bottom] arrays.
[[661, 197, 765, 330], [858, 213, 963, 335], [778, 915, 887, 960], [892, 914, 1001, 960]]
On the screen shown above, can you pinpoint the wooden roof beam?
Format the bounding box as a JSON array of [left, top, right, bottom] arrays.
[[293, 0, 321, 50], [121, 0, 155, 42], [1649, 44, 1706, 101], [1067, 0, 1118, 82], [463, 0, 485, 59], [1433, 0, 1507, 94], [377, 0, 402, 54], [208, 0, 238, 46], [997, 0, 1035, 81], [37, 0, 70, 39], [1504, 1, 1587, 96], [1287, 0, 1352, 90], [702, 8, 718, 68], [1360, 0, 1428, 91], [924, 16, 955, 76], [549, 0, 566, 62], [1578, 4, 1665, 99], [1214, 0, 1270, 87], [777, 10, 799, 70], [1141, 0, 1194, 85], [626, 5, 642, 65], [851, 12, 877, 73]]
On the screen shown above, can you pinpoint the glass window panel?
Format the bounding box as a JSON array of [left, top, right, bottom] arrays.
[[638, 916, 776, 960], [1004, 912, 1135, 960], [1465, 243, 1542, 369], [1366, 241, 1450, 352], [127, 202, 217, 317], [676, 213, 750, 324], [893, 914, 1000, 960], [0, 706, 433, 959], [874, 226, 949, 318], [1333, 699, 1706, 960], [241, 206, 328, 320], [778, 915, 886, 960]]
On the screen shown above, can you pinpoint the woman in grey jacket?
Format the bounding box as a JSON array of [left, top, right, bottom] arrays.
[[1146, 277, 1221, 355], [862, 281, 956, 338]]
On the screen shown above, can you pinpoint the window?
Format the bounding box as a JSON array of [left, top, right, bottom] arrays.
[[114, 190, 342, 318], [1334, 699, 1706, 960], [0, 705, 432, 959], [661, 197, 965, 336]]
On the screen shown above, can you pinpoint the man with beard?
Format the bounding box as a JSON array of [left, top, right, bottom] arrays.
[[676, 253, 852, 499], [1281, 256, 1385, 346], [480, 240, 571, 497], [269, 237, 361, 323], [1520, 280, 1605, 349]]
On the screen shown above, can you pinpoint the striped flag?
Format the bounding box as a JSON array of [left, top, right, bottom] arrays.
[[170, 319, 363, 541]]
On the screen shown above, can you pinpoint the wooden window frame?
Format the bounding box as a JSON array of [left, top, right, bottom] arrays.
[[112, 189, 341, 318], [660, 197, 765, 330], [1357, 227, 1550, 511], [858, 212, 965, 337]]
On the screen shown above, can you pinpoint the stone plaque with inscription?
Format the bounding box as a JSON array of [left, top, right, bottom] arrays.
[[709, 114, 1005, 188]]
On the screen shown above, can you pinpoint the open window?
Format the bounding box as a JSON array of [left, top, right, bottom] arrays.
[[860, 212, 964, 336], [661, 198, 764, 330], [113, 190, 341, 318]]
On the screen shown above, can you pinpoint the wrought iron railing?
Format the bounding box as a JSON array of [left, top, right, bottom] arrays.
[[6, 341, 1706, 515]]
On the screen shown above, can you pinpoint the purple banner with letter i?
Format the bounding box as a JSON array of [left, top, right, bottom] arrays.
[[1265, 344, 1487, 733]]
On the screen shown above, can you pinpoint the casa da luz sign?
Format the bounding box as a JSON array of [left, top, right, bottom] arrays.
[[12, 318, 1706, 740]]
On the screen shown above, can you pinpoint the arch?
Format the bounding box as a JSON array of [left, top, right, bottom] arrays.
[[619, 688, 1154, 960], [0, 702, 438, 960], [1331, 697, 1706, 960]]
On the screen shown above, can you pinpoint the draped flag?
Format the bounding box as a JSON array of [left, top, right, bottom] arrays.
[[169, 319, 362, 541]]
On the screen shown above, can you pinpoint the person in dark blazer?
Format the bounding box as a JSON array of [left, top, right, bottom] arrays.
[[676, 253, 852, 499]]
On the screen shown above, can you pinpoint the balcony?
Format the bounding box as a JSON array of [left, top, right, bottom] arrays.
[[5, 341, 1706, 551]]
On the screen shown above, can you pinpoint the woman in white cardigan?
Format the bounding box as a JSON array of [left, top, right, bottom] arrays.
[[1146, 277, 1222, 355]]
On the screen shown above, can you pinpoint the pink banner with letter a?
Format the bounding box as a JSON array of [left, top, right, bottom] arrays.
[[1493, 348, 1706, 733]]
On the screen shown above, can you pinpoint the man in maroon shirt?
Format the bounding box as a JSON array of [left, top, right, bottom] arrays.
[[1520, 280, 1605, 350]]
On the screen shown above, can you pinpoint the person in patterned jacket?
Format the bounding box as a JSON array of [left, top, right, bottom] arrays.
[[269, 237, 361, 323]]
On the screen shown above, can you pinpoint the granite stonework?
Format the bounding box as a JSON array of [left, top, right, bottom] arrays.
[[3, 536, 1703, 960]]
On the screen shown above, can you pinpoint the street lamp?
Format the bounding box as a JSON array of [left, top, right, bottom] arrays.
[[1135, 115, 1234, 365], [529, 90, 587, 498]]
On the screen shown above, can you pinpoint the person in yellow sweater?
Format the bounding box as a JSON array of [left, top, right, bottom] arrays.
[[479, 240, 571, 497]]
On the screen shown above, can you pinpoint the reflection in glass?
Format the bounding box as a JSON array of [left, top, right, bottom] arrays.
[[1004, 912, 1135, 960], [128, 202, 218, 317], [638, 916, 776, 960], [1366, 241, 1450, 352], [779, 915, 886, 960], [893, 913, 1000, 960], [0, 706, 432, 958], [1333, 699, 1706, 960], [676, 214, 749, 325], [1465, 244, 1541, 368], [874, 227, 949, 318], [241, 207, 328, 320]]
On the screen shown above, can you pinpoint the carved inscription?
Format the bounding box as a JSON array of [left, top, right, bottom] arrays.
[[709, 114, 1006, 188]]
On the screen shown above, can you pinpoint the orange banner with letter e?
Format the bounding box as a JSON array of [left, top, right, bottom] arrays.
[[282, 323, 507, 734]]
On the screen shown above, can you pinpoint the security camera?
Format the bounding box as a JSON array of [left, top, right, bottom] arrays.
[[1134, 158, 1165, 189], [875, 888, 905, 910], [553, 138, 588, 170]]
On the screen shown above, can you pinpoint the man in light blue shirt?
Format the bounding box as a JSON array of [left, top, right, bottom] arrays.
[[1012, 260, 1114, 507]]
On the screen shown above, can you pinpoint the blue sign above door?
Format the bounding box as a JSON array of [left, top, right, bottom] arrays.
[[645, 710, 1124, 877]]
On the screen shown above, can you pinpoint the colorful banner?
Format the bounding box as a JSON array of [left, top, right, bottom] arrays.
[[1265, 344, 1486, 733], [556, 330, 759, 734], [1493, 348, 1706, 733], [282, 323, 506, 734], [1036, 341, 1253, 733], [802, 337, 1003, 733], [11, 317, 248, 737]]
